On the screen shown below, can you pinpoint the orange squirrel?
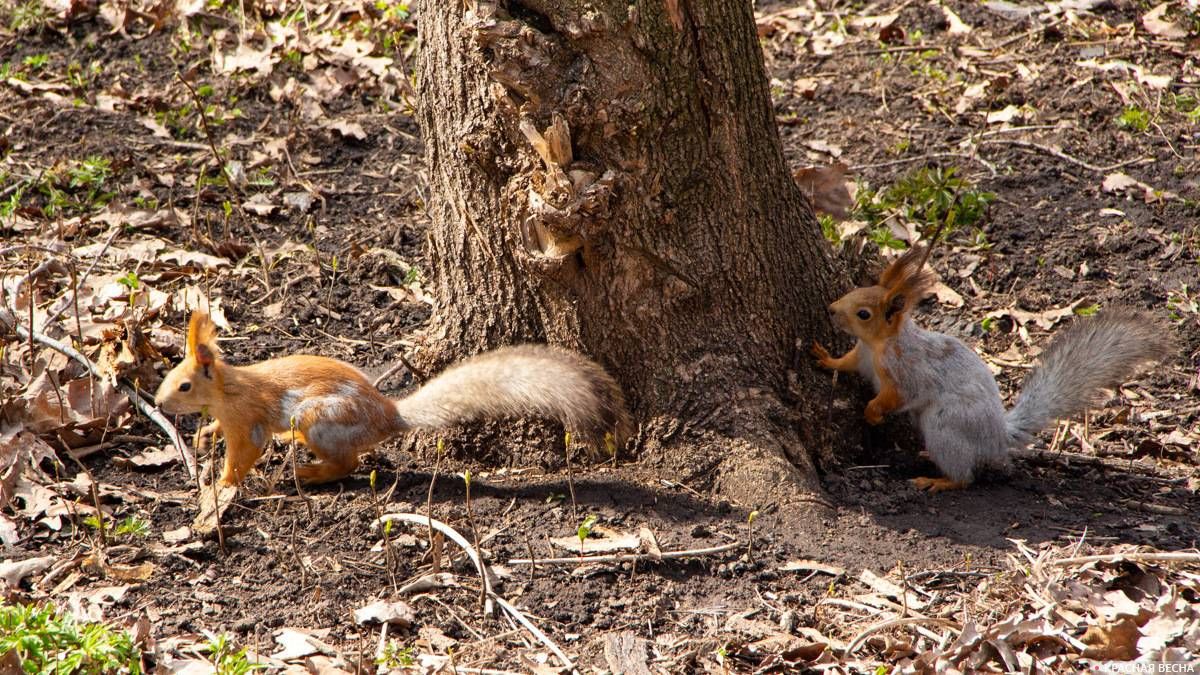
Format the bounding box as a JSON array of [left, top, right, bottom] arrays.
[[153, 311, 630, 485], [812, 246, 1170, 491]]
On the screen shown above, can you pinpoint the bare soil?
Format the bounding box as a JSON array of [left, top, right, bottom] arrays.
[[1, 0, 1197, 671]]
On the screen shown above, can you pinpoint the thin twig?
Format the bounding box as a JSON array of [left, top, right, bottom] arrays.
[[205, 454, 227, 554], [175, 72, 240, 195], [563, 434, 578, 523], [40, 227, 119, 331], [980, 138, 1147, 173], [845, 44, 945, 57], [845, 616, 962, 655], [462, 472, 486, 617], [508, 541, 741, 566], [378, 512, 493, 614], [376, 512, 577, 671], [0, 244, 68, 257], [372, 357, 410, 388], [0, 308, 196, 479], [1048, 551, 1200, 567], [489, 593, 575, 672], [425, 440, 443, 566], [288, 425, 314, 520], [849, 152, 997, 176]]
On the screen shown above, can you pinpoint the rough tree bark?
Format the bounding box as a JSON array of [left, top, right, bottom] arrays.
[[412, 0, 845, 506]]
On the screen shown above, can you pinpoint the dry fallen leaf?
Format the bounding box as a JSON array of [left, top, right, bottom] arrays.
[[1102, 172, 1179, 203], [938, 2, 972, 34], [0, 555, 56, 586], [241, 192, 278, 216], [1142, 3, 1188, 39], [550, 526, 640, 554], [191, 469, 237, 535], [638, 526, 662, 561], [65, 584, 129, 622], [985, 104, 1025, 124], [1103, 172, 1143, 193], [779, 559, 846, 576], [159, 248, 232, 271], [283, 191, 315, 214], [793, 163, 853, 220], [114, 446, 180, 469], [272, 628, 336, 661], [213, 42, 275, 77], [985, 300, 1083, 332], [326, 119, 366, 141], [850, 12, 899, 30], [352, 599, 415, 626]]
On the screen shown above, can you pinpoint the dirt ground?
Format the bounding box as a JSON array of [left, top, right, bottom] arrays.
[[1, 0, 1198, 672]]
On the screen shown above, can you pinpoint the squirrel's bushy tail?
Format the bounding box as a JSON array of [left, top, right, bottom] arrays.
[[394, 345, 630, 452], [1005, 310, 1170, 446]]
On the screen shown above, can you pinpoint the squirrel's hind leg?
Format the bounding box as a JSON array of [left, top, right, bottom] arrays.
[[295, 453, 361, 484], [293, 424, 372, 484], [910, 476, 968, 492], [291, 395, 396, 484], [274, 429, 309, 445]]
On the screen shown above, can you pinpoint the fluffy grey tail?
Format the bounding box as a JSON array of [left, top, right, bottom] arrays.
[[1005, 309, 1171, 446], [394, 345, 630, 452]]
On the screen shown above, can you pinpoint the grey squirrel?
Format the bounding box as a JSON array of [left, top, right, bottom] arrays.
[[154, 311, 630, 485], [812, 246, 1171, 491]]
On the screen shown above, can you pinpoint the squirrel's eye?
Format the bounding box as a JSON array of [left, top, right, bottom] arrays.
[[856, 309, 871, 320], [179, 382, 192, 392]]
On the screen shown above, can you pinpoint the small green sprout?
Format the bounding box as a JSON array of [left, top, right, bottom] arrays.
[[117, 271, 140, 305], [377, 641, 416, 667], [202, 633, 264, 674], [117, 271, 139, 290], [114, 516, 149, 538], [1167, 284, 1197, 322], [1115, 106, 1150, 133], [577, 514, 598, 548], [23, 53, 49, 70]]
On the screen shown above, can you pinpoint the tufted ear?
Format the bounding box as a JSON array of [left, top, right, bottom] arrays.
[[883, 289, 908, 324], [876, 244, 936, 325], [878, 245, 925, 290], [187, 311, 219, 367]]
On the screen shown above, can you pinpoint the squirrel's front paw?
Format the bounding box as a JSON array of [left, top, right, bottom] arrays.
[[811, 341, 834, 368], [864, 401, 886, 425], [196, 421, 221, 451]]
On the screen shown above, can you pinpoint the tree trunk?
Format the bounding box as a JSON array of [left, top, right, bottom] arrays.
[[413, 0, 845, 506]]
